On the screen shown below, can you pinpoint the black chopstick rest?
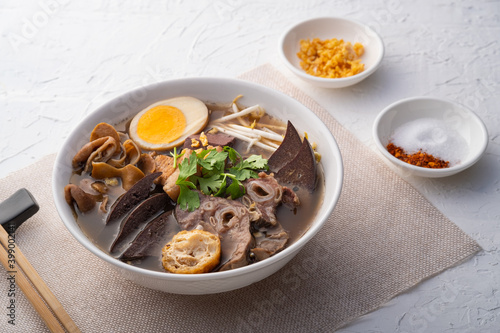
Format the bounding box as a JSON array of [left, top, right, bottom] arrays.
[[0, 189, 39, 234]]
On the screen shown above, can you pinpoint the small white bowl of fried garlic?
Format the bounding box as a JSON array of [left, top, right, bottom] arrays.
[[279, 17, 384, 88]]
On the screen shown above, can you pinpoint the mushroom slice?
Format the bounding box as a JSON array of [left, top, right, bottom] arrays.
[[91, 181, 108, 194], [72, 136, 118, 172], [123, 139, 141, 165], [90, 122, 121, 144], [100, 195, 109, 213], [64, 184, 96, 213], [107, 142, 127, 168], [137, 153, 156, 175], [108, 139, 141, 168], [91, 162, 145, 191]]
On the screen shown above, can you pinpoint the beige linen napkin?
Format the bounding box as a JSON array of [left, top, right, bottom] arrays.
[[0, 64, 480, 333]]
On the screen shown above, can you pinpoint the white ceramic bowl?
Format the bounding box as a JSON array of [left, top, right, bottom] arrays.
[[279, 17, 384, 88], [373, 96, 488, 178], [52, 78, 343, 295]]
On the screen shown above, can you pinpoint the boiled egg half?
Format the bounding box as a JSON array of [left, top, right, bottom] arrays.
[[129, 96, 209, 150]]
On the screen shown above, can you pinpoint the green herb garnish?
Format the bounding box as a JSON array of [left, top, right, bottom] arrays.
[[175, 147, 268, 211], [169, 147, 184, 167], [175, 153, 199, 211]]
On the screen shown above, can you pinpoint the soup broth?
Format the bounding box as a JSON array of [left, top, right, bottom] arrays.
[[68, 99, 325, 273]]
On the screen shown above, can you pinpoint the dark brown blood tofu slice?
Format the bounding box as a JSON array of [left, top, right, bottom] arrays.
[[268, 121, 317, 192], [275, 138, 317, 192], [110, 193, 170, 252], [120, 210, 173, 260], [268, 121, 302, 173], [106, 172, 162, 224]]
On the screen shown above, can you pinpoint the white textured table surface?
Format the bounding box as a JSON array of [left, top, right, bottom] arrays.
[[1, 1, 499, 332]]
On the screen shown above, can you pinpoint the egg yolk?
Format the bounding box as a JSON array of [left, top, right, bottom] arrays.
[[136, 105, 186, 144]]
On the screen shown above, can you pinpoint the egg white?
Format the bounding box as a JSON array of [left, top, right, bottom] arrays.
[[129, 96, 209, 151]]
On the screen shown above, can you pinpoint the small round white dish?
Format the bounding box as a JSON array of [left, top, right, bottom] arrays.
[[279, 17, 384, 88], [373, 96, 488, 178], [52, 77, 344, 295]]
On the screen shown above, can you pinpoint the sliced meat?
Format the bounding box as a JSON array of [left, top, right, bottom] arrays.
[[242, 173, 282, 226], [175, 192, 253, 271], [153, 154, 176, 185], [106, 171, 162, 224], [183, 132, 235, 149], [282, 186, 300, 210], [268, 121, 302, 173], [163, 149, 193, 201], [251, 223, 289, 261], [242, 172, 299, 227]]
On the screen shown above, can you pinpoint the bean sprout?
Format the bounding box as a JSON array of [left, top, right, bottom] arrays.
[[226, 124, 283, 142], [213, 125, 276, 152], [213, 105, 263, 123]]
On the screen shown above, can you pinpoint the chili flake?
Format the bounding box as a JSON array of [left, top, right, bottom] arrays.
[[386, 143, 450, 169]]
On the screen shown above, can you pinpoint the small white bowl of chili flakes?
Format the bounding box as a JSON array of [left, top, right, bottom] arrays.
[[279, 17, 384, 88], [373, 96, 488, 178]]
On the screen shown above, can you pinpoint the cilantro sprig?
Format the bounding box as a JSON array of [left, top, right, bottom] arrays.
[[175, 153, 199, 211], [175, 147, 268, 211]]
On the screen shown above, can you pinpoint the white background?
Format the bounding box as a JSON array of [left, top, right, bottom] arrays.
[[1, 0, 499, 331]]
